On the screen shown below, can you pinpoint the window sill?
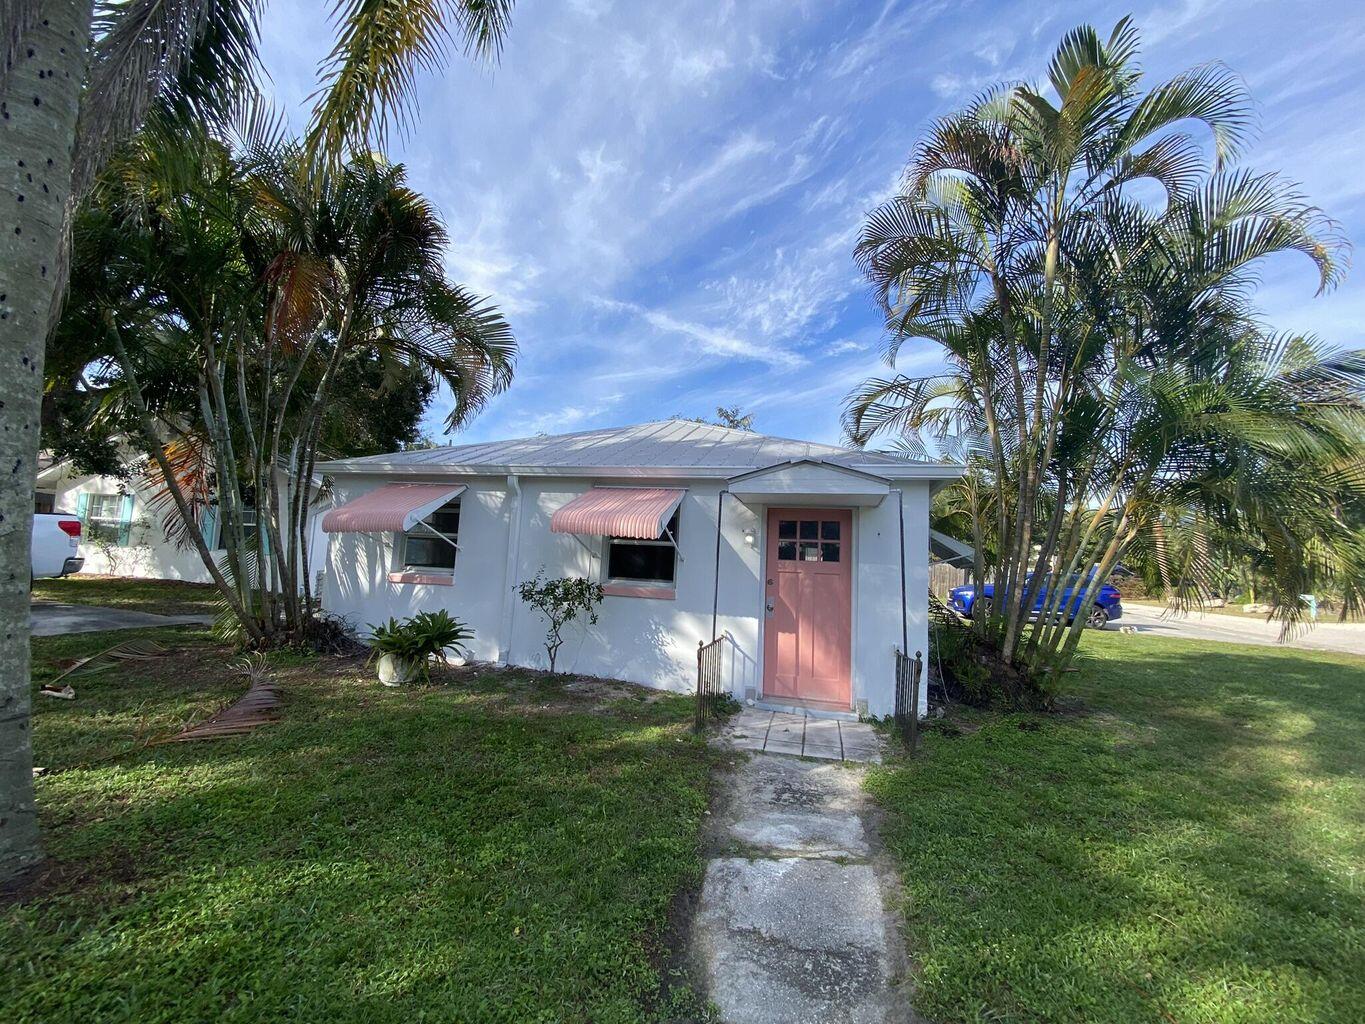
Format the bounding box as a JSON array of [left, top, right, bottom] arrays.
[[387, 571, 453, 586], [603, 583, 675, 600]]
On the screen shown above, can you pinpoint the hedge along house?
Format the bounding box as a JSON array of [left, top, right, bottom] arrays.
[[317, 420, 962, 717]]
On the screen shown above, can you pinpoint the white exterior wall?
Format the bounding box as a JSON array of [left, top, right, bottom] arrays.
[[320, 473, 934, 718], [507, 478, 761, 694], [47, 469, 327, 586], [320, 476, 516, 663]]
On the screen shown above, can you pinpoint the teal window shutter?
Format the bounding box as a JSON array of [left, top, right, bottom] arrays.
[[203, 505, 221, 551], [74, 492, 89, 523], [117, 494, 135, 546]]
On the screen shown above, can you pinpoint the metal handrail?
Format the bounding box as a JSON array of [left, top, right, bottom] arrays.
[[894, 648, 924, 752], [694, 637, 725, 731]]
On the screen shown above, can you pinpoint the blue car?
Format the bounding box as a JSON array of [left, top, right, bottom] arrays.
[[949, 573, 1123, 629]]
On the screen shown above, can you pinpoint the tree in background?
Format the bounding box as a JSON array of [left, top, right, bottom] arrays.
[[680, 406, 757, 431], [846, 18, 1363, 698], [1, 0, 516, 885]]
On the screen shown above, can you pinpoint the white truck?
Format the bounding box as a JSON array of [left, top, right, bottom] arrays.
[[32, 512, 85, 579]]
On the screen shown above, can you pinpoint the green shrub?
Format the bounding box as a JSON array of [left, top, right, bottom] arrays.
[[366, 610, 474, 682]]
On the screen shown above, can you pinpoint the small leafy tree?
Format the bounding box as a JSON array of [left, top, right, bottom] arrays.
[[516, 572, 604, 674]]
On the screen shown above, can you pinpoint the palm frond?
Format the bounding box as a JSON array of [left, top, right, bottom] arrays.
[[46, 639, 171, 687], [74, 0, 264, 194], [306, 0, 515, 159]]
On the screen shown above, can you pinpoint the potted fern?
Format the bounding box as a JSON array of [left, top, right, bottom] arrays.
[[367, 610, 474, 686]]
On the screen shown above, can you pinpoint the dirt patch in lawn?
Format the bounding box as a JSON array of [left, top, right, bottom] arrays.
[[434, 661, 680, 715]]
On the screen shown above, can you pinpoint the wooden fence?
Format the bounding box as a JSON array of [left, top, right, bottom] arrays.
[[930, 562, 971, 599]]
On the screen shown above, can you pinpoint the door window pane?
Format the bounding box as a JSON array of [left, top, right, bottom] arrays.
[[778, 520, 797, 539], [821, 521, 841, 540], [800, 543, 821, 561], [778, 541, 797, 561], [821, 543, 840, 562], [799, 521, 818, 540]]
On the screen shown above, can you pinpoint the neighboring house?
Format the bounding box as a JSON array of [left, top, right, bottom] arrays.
[[34, 457, 329, 586], [318, 419, 962, 717]]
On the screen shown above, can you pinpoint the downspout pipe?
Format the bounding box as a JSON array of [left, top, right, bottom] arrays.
[[711, 489, 728, 641], [897, 488, 908, 655], [499, 474, 523, 666]]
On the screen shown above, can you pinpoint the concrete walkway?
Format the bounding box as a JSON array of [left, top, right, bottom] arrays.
[[692, 728, 915, 1023], [29, 602, 213, 637], [719, 707, 884, 763]]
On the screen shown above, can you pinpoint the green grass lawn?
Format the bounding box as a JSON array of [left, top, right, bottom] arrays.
[[869, 632, 1365, 1024], [31, 575, 222, 616], [4, 629, 714, 1023]]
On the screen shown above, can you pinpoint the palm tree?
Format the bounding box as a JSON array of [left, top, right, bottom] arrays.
[[58, 129, 515, 643], [1, 0, 515, 885], [845, 18, 1359, 694]]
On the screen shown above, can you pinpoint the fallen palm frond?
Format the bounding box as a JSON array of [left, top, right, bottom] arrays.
[[46, 639, 171, 688], [162, 654, 280, 742]]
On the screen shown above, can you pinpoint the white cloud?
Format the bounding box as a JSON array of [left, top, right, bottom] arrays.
[[672, 47, 732, 85], [566, 0, 613, 20], [827, 338, 872, 356], [660, 132, 775, 210], [595, 297, 804, 367], [577, 144, 626, 185]]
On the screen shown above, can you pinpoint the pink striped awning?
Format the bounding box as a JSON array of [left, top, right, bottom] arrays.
[[322, 483, 466, 534], [550, 487, 685, 540]]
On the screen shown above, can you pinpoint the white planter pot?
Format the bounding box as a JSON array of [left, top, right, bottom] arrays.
[[377, 653, 420, 686]]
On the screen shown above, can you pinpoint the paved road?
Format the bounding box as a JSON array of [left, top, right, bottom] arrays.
[[1119, 603, 1364, 656], [30, 601, 213, 638]]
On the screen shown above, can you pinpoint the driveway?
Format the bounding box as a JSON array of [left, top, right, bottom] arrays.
[[1119, 603, 1364, 655], [30, 601, 213, 637]]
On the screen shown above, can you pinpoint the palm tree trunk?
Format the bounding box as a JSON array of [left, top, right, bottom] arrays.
[[0, 0, 93, 886], [109, 321, 264, 640]]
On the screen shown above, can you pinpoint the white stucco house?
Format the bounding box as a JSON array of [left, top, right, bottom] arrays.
[[35, 456, 328, 586], [317, 420, 961, 718]]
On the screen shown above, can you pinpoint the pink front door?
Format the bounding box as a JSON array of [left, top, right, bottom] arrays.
[[762, 508, 852, 708]]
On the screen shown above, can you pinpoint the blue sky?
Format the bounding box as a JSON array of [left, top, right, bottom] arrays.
[[259, 0, 1365, 446]]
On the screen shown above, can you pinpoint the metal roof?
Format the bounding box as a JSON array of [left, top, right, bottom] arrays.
[[318, 419, 963, 481]]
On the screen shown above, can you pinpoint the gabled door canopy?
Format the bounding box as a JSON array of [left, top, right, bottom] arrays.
[[728, 459, 890, 508]]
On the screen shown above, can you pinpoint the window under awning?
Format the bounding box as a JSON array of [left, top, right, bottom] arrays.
[[321, 483, 467, 534], [550, 487, 685, 540]]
